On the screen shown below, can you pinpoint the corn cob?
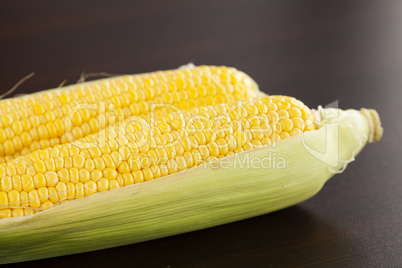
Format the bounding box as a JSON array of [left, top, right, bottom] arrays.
[[0, 95, 314, 217], [0, 65, 260, 163], [0, 95, 382, 264]]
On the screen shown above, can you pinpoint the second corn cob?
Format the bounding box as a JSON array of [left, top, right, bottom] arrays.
[[0, 65, 260, 163]]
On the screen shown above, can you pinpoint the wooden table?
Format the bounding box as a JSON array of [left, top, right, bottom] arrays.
[[1, 1, 401, 267]]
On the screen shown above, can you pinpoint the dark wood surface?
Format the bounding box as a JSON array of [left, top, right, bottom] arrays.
[[1, 1, 401, 267]]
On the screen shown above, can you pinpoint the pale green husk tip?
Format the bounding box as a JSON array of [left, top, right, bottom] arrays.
[[0, 107, 382, 264]]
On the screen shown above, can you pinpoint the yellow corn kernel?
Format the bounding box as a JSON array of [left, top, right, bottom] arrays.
[[33, 174, 46, 188], [54, 157, 64, 171], [0, 192, 8, 209], [57, 168, 69, 183], [28, 190, 41, 208], [66, 168, 78, 183], [90, 170, 103, 182], [37, 187, 49, 202], [23, 207, 35, 216], [66, 182, 75, 200], [75, 182, 84, 199], [122, 173, 134, 186], [63, 157, 73, 169], [132, 170, 144, 183], [11, 208, 24, 217], [44, 158, 56, 171], [97, 178, 110, 192], [94, 157, 106, 171], [0, 209, 11, 219], [34, 160, 46, 174], [56, 182, 67, 201], [280, 119, 293, 132], [21, 175, 35, 192], [290, 128, 303, 136], [142, 167, 154, 181], [19, 190, 29, 207], [109, 179, 120, 190], [6, 165, 17, 177], [79, 169, 91, 183], [16, 163, 27, 175], [288, 107, 302, 117], [39, 200, 53, 210], [103, 168, 118, 180], [48, 187, 59, 203], [73, 155, 85, 169], [12, 175, 22, 192], [44, 172, 58, 187], [84, 181, 97, 196], [4, 140, 15, 155]]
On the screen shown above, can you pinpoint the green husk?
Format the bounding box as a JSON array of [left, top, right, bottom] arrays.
[[0, 108, 382, 264]]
